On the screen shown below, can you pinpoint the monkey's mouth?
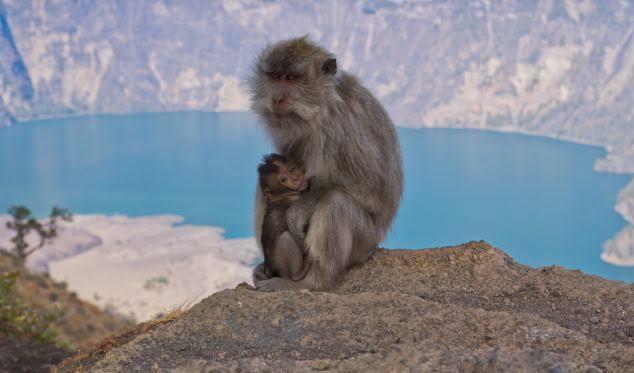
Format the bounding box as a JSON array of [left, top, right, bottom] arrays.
[[272, 111, 301, 123], [272, 108, 292, 117], [268, 109, 303, 123]]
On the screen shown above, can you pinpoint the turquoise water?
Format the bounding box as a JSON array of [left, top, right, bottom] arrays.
[[0, 112, 631, 282]]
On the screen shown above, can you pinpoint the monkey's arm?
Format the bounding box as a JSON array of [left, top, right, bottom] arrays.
[[290, 254, 313, 281], [286, 205, 307, 245], [286, 198, 316, 281], [286, 191, 320, 248]]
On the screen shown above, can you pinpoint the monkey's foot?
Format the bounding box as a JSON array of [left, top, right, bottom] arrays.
[[252, 263, 271, 283], [255, 277, 303, 292]]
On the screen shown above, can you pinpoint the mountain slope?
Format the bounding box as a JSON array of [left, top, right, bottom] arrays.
[[0, 3, 32, 123], [0, 254, 132, 350]]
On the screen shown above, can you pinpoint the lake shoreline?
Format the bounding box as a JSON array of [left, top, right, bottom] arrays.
[[1, 112, 631, 277], [401, 122, 634, 269]]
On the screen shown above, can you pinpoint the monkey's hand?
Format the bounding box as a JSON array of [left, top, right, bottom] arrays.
[[255, 277, 302, 292]]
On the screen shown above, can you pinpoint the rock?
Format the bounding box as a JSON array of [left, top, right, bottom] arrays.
[[59, 242, 633, 372]]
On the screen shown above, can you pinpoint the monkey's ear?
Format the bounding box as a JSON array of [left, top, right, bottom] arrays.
[[322, 58, 337, 75]]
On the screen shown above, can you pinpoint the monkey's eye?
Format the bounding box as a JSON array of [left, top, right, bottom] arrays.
[[268, 72, 281, 80], [280, 175, 288, 183], [286, 73, 296, 81]]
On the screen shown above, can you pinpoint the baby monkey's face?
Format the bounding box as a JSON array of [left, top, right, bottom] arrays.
[[258, 153, 309, 201], [274, 160, 308, 192]]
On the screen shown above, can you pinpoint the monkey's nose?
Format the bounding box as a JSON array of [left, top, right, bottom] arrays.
[[272, 94, 288, 113], [272, 94, 286, 104]]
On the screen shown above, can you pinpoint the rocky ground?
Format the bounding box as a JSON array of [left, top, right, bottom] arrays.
[[0, 335, 70, 373], [59, 242, 633, 372]]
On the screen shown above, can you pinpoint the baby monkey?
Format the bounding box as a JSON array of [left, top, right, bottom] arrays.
[[258, 153, 314, 281]]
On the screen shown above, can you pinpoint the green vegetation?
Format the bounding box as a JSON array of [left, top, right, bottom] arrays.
[[143, 275, 169, 291], [0, 270, 60, 345], [0, 205, 73, 348], [0, 205, 72, 266], [0, 204, 132, 367]]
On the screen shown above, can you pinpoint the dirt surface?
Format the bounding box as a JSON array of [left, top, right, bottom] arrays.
[[0, 335, 70, 373], [59, 242, 633, 372]]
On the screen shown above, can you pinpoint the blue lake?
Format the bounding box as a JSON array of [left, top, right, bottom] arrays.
[[0, 112, 631, 282]]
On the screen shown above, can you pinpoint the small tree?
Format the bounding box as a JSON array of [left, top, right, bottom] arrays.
[[0, 271, 59, 344], [1, 206, 73, 266]]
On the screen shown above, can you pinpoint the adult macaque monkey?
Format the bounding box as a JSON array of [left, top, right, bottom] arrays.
[[249, 36, 403, 291]]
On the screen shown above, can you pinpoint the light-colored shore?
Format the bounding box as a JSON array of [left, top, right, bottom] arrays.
[[601, 180, 634, 267], [0, 214, 260, 322]]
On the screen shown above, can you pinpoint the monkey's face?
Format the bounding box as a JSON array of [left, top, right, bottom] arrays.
[[275, 161, 308, 192], [249, 37, 338, 122], [258, 154, 308, 202]]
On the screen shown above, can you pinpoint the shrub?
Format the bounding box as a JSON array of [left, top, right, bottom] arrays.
[[0, 271, 60, 344]]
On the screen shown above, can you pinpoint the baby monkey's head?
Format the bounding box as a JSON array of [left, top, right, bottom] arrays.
[[258, 153, 308, 202]]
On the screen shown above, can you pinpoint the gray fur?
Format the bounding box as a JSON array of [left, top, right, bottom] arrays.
[[285, 185, 319, 246], [249, 36, 403, 291], [266, 230, 304, 280]]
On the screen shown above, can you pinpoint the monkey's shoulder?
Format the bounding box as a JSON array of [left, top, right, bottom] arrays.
[[335, 72, 363, 98], [336, 72, 389, 115]]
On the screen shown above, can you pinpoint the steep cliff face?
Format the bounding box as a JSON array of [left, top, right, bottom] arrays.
[[58, 242, 633, 372], [0, 97, 13, 125], [0, 1, 631, 158], [0, 3, 32, 125]]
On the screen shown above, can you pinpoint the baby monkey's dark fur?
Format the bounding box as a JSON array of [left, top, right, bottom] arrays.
[[258, 153, 315, 281]]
